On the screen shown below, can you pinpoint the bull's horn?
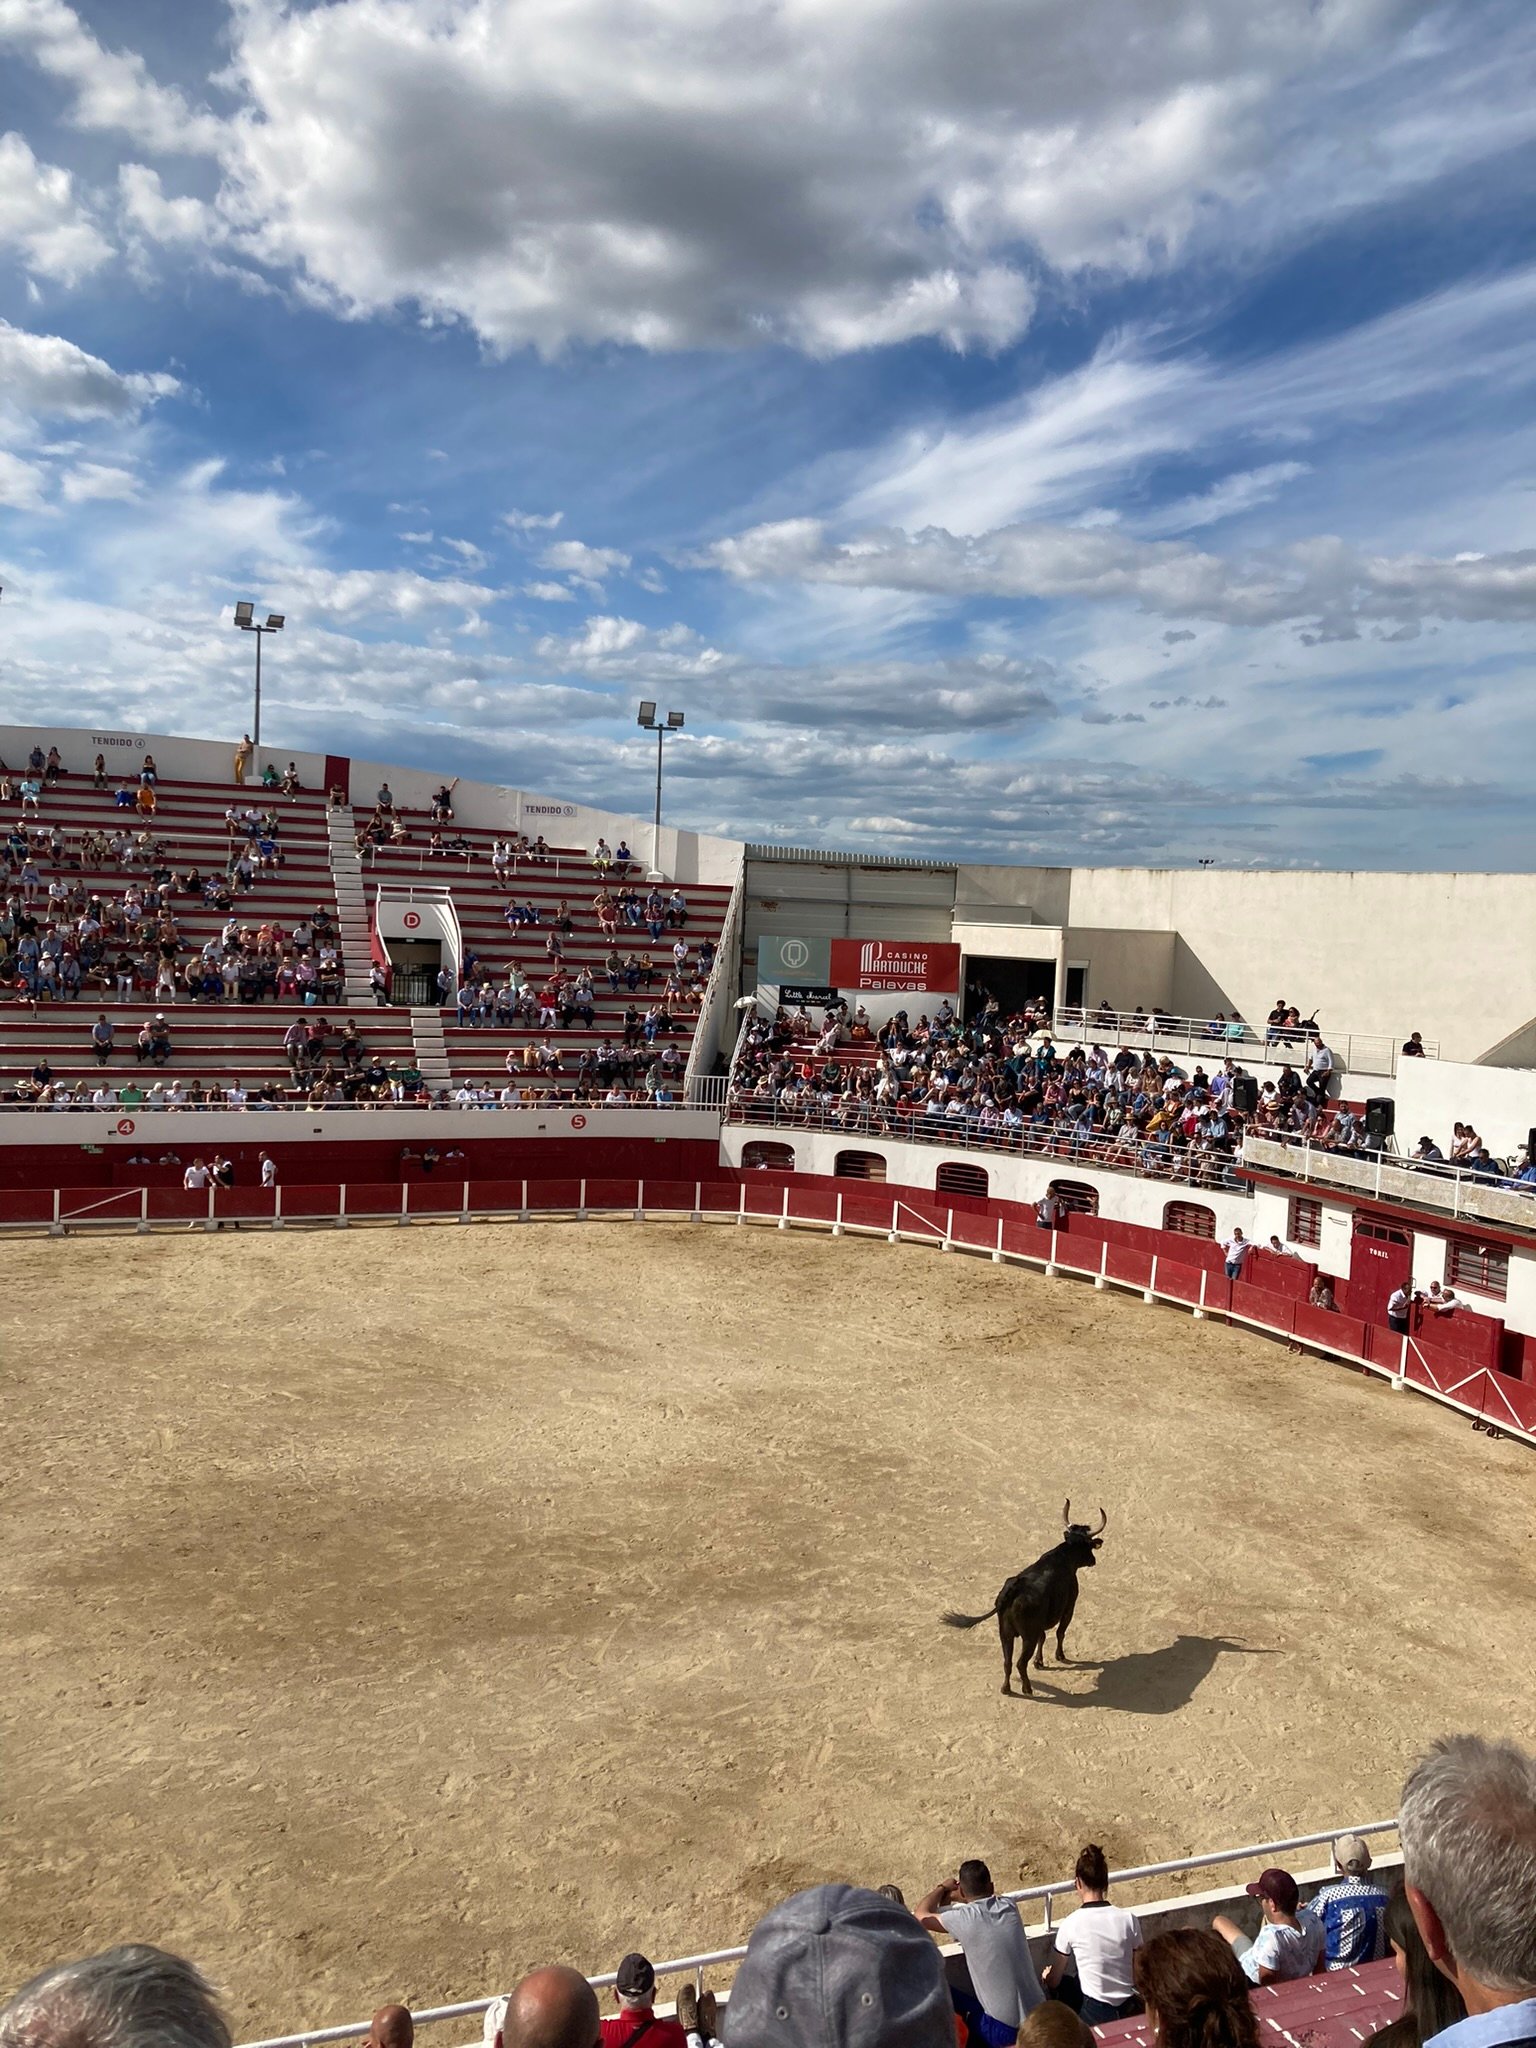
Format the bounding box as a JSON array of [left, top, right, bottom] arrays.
[[1062, 1497, 1072, 1530], [1089, 1506, 1108, 1535]]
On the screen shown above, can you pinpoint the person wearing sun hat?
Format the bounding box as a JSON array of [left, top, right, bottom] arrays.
[[1212, 1869, 1324, 1985], [721, 1884, 955, 2048]]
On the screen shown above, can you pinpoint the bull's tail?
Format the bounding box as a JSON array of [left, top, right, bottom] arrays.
[[940, 1604, 999, 1630]]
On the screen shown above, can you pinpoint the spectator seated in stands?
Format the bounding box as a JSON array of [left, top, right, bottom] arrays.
[[600, 1954, 685, 2048], [916, 1858, 1044, 2045], [1310, 1836, 1390, 1970], [486, 1967, 600, 2048], [1398, 1734, 1536, 2048], [1401, 1030, 1427, 1058], [1133, 1930, 1259, 2048], [1366, 1884, 1465, 2048], [364, 2009, 413, 2048], [1212, 1868, 1324, 1983], [0, 1945, 232, 2048], [1040, 1843, 1144, 2024], [613, 839, 634, 873], [726, 1883, 956, 2048]]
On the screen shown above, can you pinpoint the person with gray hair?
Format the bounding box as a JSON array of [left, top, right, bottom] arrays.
[[1399, 1734, 1536, 2048], [0, 1946, 230, 2048]]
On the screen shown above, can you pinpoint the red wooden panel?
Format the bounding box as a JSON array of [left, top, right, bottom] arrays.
[[792, 1188, 841, 1224], [210, 1190, 278, 1221], [0, 1189, 53, 1224], [527, 1178, 582, 1211], [1230, 1282, 1297, 1334], [743, 1180, 785, 1218], [841, 1191, 897, 1229], [57, 1187, 143, 1224], [582, 1177, 640, 1209], [699, 1183, 741, 1214], [1154, 1258, 1205, 1305], [406, 1180, 464, 1215], [466, 1178, 526, 1209], [1054, 1237, 1101, 1276], [146, 1188, 209, 1221], [1292, 1304, 1367, 1357], [1000, 1219, 1046, 1260], [1105, 1244, 1154, 1288], [1481, 1373, 1536, 1432], [1203, 1274, 1234, 1315], [343, 1182, 404, 1217], [640, 1179, 703, 1211], [1365, 1321, 1407, 1371], [1415, 1314, 1503, 1371], [951, 1210, 996, 1250]]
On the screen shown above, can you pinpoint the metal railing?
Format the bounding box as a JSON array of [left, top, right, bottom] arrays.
[[1243, 1134, 1536, 1226], [233, 1819, 1399, 2048], [1049, 1008, 1435, 1077], [726, 1098, 1250, 1193]]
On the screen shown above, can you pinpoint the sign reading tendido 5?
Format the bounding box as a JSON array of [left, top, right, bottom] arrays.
[[827, 939, 961, 992]]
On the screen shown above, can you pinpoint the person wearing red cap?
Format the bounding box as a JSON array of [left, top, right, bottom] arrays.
[[1213, 1870, 1324, 1984]]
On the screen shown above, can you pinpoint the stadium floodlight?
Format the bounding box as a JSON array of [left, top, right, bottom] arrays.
[[233, 600, 285, 761], [636, 698, 687, 881]]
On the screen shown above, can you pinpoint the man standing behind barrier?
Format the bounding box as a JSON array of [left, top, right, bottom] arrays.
[[1400, 1735, 1536, 2048], [917, 1860, 1044, 2045]]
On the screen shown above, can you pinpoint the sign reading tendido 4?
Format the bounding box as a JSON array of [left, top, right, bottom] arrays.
[[827, 939, 962, 992]]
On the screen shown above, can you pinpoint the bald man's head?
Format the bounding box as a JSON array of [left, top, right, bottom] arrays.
[[501, 1970, 599, 2048], [368, 2009, 413, 2048]]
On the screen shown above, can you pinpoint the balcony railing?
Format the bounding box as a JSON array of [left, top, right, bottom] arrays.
[[1242, 1133, 1536, 1228], [1049, 1007, 1434, 1076], [726, 1097, 1249, 1193]]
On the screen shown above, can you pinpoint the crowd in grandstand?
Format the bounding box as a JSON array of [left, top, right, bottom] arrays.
[[2, 1736, 1531, 2048]]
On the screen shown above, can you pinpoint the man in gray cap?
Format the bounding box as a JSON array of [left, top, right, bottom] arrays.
[[1308, 1836, 1390, 1971], [915, 1861, 1044, 2046], [722, 1883, 953, 2048]]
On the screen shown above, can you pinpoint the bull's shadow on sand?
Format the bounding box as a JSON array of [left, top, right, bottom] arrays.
[[1025, 1635, 1269, 1714]]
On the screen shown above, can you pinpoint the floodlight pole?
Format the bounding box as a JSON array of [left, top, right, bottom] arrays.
[[234, 603, 285, 775], [651, 723, 665, 881]]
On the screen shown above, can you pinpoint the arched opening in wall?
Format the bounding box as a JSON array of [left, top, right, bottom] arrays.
[[1048, 1179, 1098, 1217], [743, 1141, 795, 1172], [1163, 1200, 1216, 1239], [835, 1150, 887, 1182], [936, 1160, 988, 1198], [1446, 1235, 1509, 1301], [1288, 1196, 1322, 1249]]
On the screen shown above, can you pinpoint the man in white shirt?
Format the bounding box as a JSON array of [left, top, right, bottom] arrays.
[[1222, 1228, 1253, 1281], [916, 1859, 1043, 2046], [260, 1153, 277, 1188], [183, 1159, 209, 1190], [1214, 1868, 1324, 1984], [1305, 1034, 1335, 1105]]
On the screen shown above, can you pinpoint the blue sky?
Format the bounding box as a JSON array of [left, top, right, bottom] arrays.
[[2, 0, 1535, 867]]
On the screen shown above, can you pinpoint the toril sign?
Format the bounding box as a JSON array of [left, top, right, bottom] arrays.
[[828, 938, 962, 992]]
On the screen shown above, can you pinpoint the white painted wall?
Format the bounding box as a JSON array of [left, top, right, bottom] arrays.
[[721, 1124, 1255, 1233], [1392, 1058, 1536, 1159], [0, 721, 327, 789], [0, 1105, 722, 1148]]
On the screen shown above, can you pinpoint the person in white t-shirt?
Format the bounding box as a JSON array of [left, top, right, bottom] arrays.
[[183, 1159, 209, 1190], [1042, 1844, 1144, 2024], [260, 1153, 277, 1189], [1214, 1868, 1324, 1984]]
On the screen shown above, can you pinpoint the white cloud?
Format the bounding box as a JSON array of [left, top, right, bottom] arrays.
[[522, 580, 577, 602], [538, 538, 632, 592], [153, 0, 1536, 358], [118, 162, 219, 249], [276, 564, 502, 623], [0, 448, 48, 509], [440, 536, 489, 570], [1141, 462, 1311, 536], [704, 514, 1536, 637], [0, 0, 223, 154], [0, 318, 179, 418], [0, 129, 112, 282], [502, 507, 564, 532], [60, 460, 140, 503]]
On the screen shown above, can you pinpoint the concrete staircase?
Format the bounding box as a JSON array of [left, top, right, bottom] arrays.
[[409, 1006, 452, 1090], [326, 807, 375, 1003]]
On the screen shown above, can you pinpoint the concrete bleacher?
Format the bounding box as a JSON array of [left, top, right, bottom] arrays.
[[1, 771, 417, 1098], [356, 806, 733, 1089]]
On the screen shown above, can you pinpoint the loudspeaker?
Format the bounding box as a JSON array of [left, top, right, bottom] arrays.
[[1365, 1096, 1395, 1144], [1231, 1074, 1258, 1114], [1528, 1125, 1536, 1161]]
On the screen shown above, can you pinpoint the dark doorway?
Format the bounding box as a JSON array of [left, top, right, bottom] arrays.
[[965, 955, 1056, 1019]]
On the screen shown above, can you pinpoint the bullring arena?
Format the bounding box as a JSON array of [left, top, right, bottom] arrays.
[[6, 1218, 1536, 2039]]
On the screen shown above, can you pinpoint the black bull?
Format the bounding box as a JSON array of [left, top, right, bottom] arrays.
[[942, 1502, 1108, 1696]]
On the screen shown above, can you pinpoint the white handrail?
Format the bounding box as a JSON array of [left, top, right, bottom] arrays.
[[234, 1820, 1401, 2048]]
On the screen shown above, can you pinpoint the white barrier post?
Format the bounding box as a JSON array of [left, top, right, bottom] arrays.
[[137, 1187, 150, 1235], [576, 1177, 587, 1222], [1094, 1239, 1108, 1289], [1145, 1253, 1158, 1304], [1194, 1268, 1207, 1318], [737, 1184, 746, 1225], [50, 1188, 63, 1237], [519, 1178, 529, 1221], [993, 1216, 1004, 1264], [1044, 1226, 1058, 1278], [460, 1177, 472, 1223], [206, 1185, 216, 1233], [887, 1196, 899, 1244], [1394, 1336, 1409, 1390], [399, 1182, 410, 1225], [832, 1190, 845, 1237], [690, 1180, 701, 1223], [635, 1179, 646, 1222], [272, 1185, 284, 1230]]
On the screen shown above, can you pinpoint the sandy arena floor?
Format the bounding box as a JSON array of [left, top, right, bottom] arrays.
[[4, 1220, 1535, 2039]]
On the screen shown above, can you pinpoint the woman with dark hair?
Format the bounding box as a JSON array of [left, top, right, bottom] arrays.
[[1365, 1886, 1466, 2048], [1043, 1846, 1145, 2024], [1132, 1930, 1259, 2048]]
